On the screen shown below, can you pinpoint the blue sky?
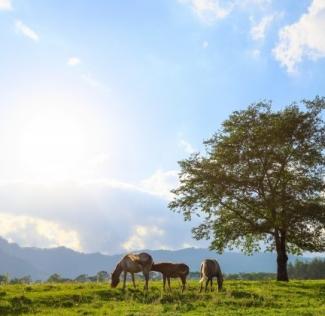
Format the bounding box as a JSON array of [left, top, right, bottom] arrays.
[[0, 0, 324, 254]]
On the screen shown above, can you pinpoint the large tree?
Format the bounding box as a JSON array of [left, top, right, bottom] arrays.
[[169, 97, 325, 281]]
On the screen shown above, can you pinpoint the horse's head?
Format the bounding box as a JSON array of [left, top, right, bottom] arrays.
[[110, 265, 121, 288]]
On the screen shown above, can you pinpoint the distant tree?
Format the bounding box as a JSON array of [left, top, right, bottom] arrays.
[[47, 273, 62, 283], [225, 272, 276, 280], [9, 278, 20, 284], [288, 258, 325, 279], [96, 271, 109, 282], [189, 272, 200, 280], [34, 280, 43, 284], [20, 275, 32, 284], [88, 276, 97, 282], [10, 275, 31, 284], [0, 274, 9, 284], [170, 97, 325, 281], [74, 274, 89, 282]]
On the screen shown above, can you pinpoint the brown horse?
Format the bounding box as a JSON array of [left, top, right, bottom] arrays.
[[151, 262, 189, 292], [111, 252, 153, 290], [199, 259, 223, 292]]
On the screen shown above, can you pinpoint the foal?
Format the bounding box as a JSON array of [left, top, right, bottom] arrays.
[[151, 262, 189, 292], [199, 259, 223, 292], [111, 252, 153, 290]]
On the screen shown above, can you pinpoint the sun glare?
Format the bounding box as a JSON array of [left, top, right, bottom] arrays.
[[19, 109, 84, 181], [9, 96, 105, 183]]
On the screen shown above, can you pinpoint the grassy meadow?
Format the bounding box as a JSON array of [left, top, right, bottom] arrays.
[[0, 280, 324, 315]]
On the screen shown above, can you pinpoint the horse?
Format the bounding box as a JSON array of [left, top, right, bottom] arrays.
[[151, 262, 189, 292], [111, 252, 153, 290], [199, 259, 223, 292]]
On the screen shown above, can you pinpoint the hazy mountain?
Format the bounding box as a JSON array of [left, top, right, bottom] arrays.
[[0, 237, 309, 280], [0, 248, 45, 279]]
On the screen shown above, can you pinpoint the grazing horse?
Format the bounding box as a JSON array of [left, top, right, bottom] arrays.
[[199, 259, 223, 292], [151, 262, 189, 292], [111, 252, 153, 290]]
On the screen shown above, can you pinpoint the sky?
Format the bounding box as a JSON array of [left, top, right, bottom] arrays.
[[0, 0, 324, 255]]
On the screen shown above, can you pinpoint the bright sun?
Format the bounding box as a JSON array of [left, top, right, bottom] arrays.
[[9, 96, 105, 182], [19, 109, 85, 181]]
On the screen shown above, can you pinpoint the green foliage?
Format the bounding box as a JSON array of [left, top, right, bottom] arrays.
[[9, 276, 32, 285], [47, 273, 62, 283], [96, 270, 109, 282], [169, 97, 325, 280], [225, 273, 276, 280], [0, 280, 324, 315], [0, 274, 9, 285], [288, 258, 325, 279], [74, 274, 89, 283]]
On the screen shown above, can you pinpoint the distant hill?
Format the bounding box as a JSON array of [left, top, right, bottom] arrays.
[[0, 237, 310, 280]]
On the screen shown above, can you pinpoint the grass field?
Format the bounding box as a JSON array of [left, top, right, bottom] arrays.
[[0, 280, 324, 315]]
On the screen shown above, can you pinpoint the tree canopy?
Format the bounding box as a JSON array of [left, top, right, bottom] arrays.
[[169, 97, 325, 281]]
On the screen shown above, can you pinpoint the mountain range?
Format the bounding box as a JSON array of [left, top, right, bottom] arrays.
[[0, 237, 310, 280]]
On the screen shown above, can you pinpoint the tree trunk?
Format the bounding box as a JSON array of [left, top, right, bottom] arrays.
[[275, 230, 289, 281]]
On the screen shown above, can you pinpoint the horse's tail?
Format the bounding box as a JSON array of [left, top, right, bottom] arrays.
[[199, 275, 208, 284], [180, 264, 189, 276], [199, 262, 207, 283]]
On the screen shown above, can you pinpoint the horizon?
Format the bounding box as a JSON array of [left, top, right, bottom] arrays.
[[1, 236, 323, 259], [0, 0, 324, 255]]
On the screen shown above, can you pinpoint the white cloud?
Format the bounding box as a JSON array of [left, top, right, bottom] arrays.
[[179, 0, 234, 24], [140, 169, 179, 200], [250, 48, 261, 58], [203, 40, 209, 48], [88, 153, 110, 168], [179, 138, 195, 154], [0, 159, 209, 255], [82, 73, 101, 88], [0, 0, 12, 10], [122, 225, 165, 251], [182, 242, 198, 248], [67, 57, 81, 66], [0, 176, 204, 254], [179, 0, 274, 24], [15, 20, 39, 42], [250, 14, 275, 41], [273, 0, 325, 73], [239, 0, 271, 10], [79, 169, 179, 201], [0, 213, 81, 251]]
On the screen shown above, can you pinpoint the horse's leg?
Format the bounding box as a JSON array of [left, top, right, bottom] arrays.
[[143, 271, 149, 291], [163, 275, 166, 291], [205, 279, 209, 292], [123, 271, 127, 290], [131, 273, 136, 288], [199, 281, 203, 293], [210, 279, 213, 292], [167, 277, 171, 291], [181, 276, 186, 292], [217, 276, 223, 291]]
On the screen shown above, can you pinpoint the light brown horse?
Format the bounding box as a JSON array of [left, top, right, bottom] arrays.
[[111, 252, 153, 290], [199, 259, 223, 292], [151, 262, 189, 292]]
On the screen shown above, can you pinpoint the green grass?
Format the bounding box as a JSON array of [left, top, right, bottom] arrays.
[[0, 280, 324, 315]]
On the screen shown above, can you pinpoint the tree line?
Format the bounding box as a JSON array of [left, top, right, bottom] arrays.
[[1, 258, 323, 284], [223, 258, 325, 280], [0, 271, 109, 284], [288, 258, 325, 279]]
